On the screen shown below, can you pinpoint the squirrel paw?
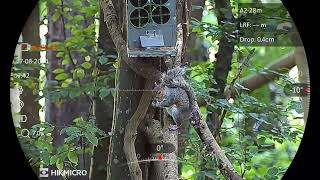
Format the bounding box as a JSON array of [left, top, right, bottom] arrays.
[[168, 124, 179, 131]]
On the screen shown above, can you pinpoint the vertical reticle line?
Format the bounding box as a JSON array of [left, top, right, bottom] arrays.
[[145, 5, 152, 15], [160, 5, 163, 24], [138, 7, 141, 27], [137, 0, 142, 27], [141, 9, 149, 27]]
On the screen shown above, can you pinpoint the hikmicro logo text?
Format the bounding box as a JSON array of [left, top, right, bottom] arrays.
[[39, 168, 87, 178]]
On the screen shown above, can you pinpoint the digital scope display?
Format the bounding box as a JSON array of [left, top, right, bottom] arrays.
[[10, 0, 310, 180]]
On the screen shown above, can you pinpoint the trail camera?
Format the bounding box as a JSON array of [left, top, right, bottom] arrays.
[[127, 0, 177, 57]]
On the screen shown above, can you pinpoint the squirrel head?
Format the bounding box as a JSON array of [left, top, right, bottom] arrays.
[[153, 82, 165, 99]]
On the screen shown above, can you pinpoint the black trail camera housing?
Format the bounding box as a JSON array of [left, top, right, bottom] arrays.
[[127, 0, 177, 57]]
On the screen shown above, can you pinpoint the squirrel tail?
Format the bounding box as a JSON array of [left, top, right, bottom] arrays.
[[161, 66, 186, 84]]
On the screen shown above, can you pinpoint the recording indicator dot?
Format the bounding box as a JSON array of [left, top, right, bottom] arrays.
[[157, 153, 163, 160]]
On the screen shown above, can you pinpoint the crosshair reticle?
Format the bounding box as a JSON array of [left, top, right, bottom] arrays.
[[152, 6, 171, 24], [130, 8, 149, 28]]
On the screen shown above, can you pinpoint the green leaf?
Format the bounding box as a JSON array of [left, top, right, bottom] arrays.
[[111, 88, 116, 97], [73, 117, 82, 124], [113, 61, 119, 68], [85, 133, 98, 146], [69, 88, 82, 98], [56, 157, 64, 170], [81, 62, 92, 69], [50, 0, 61, 5], [65, 24, 73, 29], [53, 68, 64, 74], [203, 171, 219, 179], [99, 88, 110, 99], [73, 0, 82, 6], [63, 7, 71, 12], [57, 145, 69, 153], [267, 167, 279, 176], [75, 68, 85, 79], [42, 152, 51, 165], [92, 68, 99, 77], [52, 11, 61, 22], [64, 78, 73, 84], [56, 52, 64, 58], [66, 14, 73, 21], [61, 83, 70, 88], [78, 48, 87, 53], [62, 127, 81, 136], [67, 151, 78, 164], [55, 73, 69, 81], [62, 58, 69, 65], [50, 155, 58, 165], [85, 56, 91, 62], [87, 126, 98, 134], [74, 15, 85, 21], [192, 26, 203, 33], [64, 135, 78, 143], [98, 56, 108, 65]]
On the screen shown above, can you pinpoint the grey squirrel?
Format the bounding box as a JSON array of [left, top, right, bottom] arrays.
[[152, 66, 196, 130]]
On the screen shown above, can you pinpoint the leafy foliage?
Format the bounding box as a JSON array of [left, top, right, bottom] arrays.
[[14, 0, 114, 172], [181, 0, 304, 179]]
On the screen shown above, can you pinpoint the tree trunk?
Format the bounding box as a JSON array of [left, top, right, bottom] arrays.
[[46, 3, 65, 180], [207, 0, 235, 138], [107, 60, 145, 180], [144, 114, 179, 180], [46, 1, 92, 179]]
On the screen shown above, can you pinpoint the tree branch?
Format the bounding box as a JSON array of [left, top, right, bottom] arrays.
[[195, 52, 298, 107], [176, 82, 243, 180], [123, 80, 154, 180], [230, 51, 296, 96]]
